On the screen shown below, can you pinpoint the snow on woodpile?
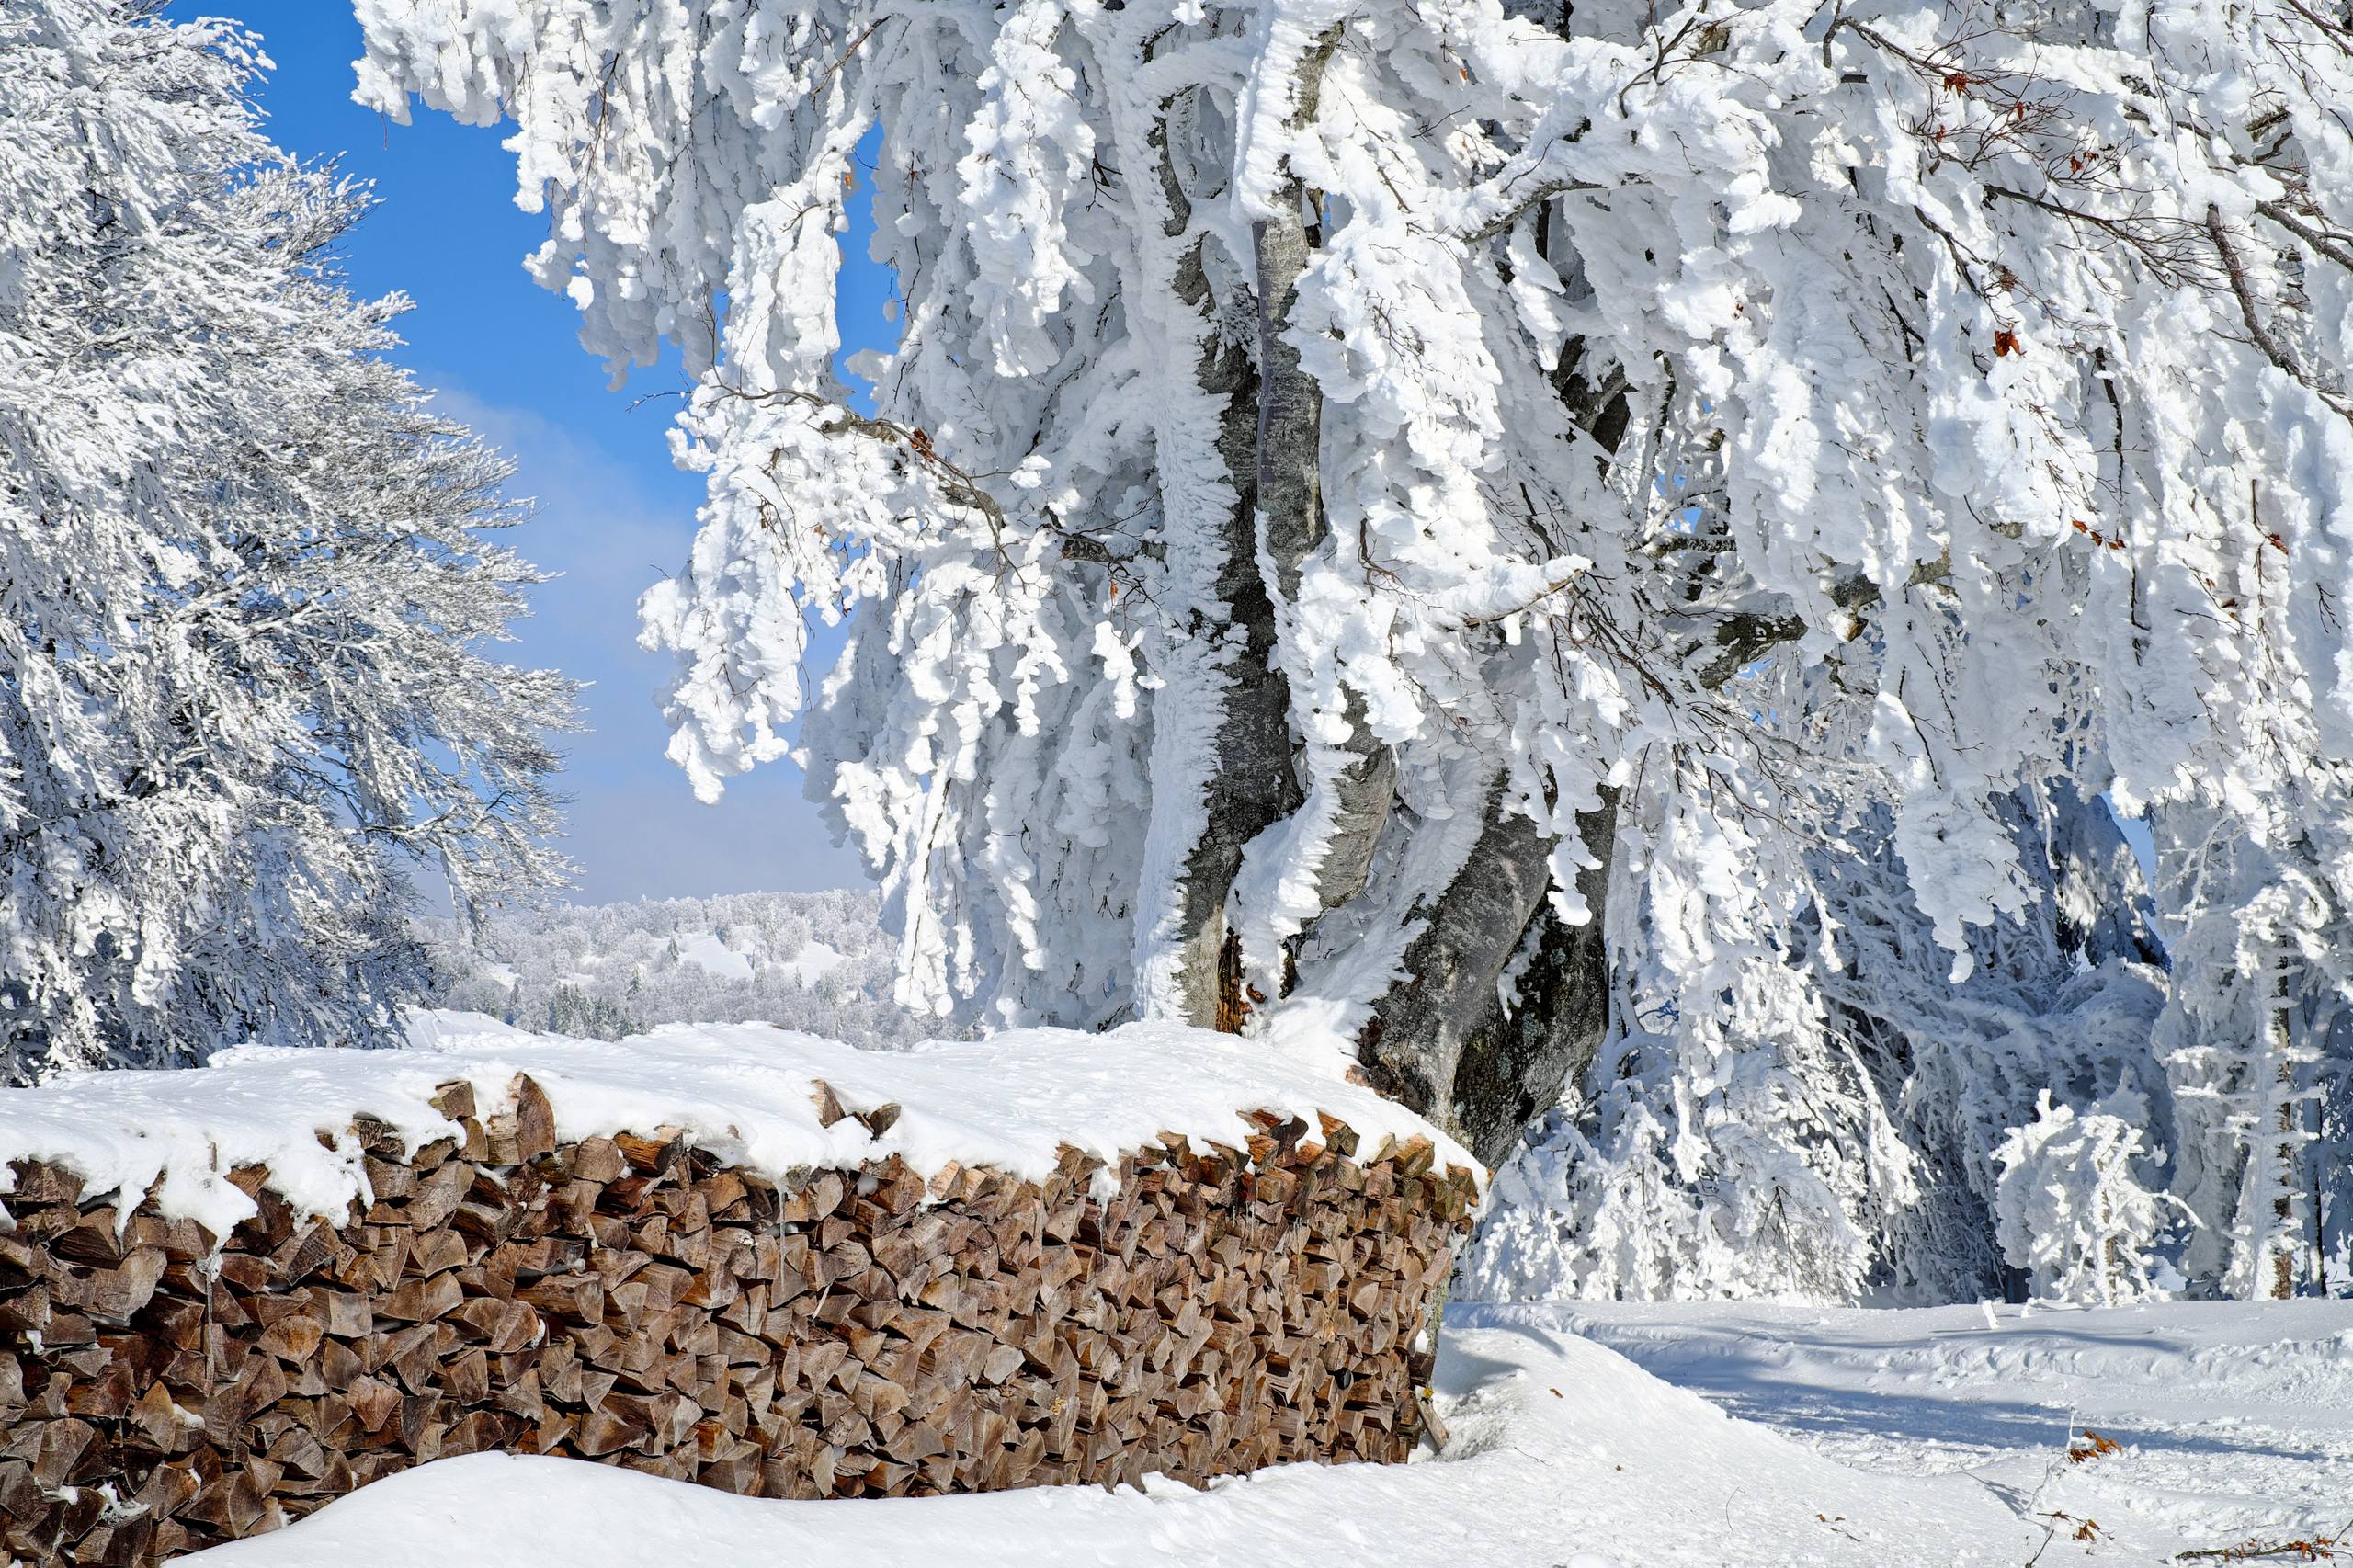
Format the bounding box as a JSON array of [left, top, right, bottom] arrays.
[[0, 1011, 1477, 1239], [0, 1014, 1480, 1566]]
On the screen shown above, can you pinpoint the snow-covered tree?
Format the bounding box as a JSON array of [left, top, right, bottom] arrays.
[[0, 0, 576, 1080], [2153, 804, 2350, 1298], [1459, 755, 2174, 1302], [1994, 1088, 2183, 1305], [351, 0, 2353, 1245], [416, 888, 926, 1046]]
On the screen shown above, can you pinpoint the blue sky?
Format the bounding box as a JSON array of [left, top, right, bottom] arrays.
[[202, 3, 892, 903]]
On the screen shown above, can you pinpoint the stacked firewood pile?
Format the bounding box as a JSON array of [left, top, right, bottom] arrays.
[[1, 1075, 1477, 1566]]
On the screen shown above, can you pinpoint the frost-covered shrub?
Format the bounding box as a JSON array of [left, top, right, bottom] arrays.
[[1461, 783, 2170, 1307], [1461, 1093, 1884, 1305], [1995, 1091, 2183, 1306], [2153, 816, 2350, 1301]]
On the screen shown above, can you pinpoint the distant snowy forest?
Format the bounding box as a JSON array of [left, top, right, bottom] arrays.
[[417, 892, 928, 1048]]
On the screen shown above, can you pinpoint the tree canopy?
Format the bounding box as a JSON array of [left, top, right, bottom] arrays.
[[1, 0, 577, 1078], [354, 0, 2353, 1299]]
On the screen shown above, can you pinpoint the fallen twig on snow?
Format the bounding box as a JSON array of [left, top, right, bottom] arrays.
[[2175, 1518, 2351, 1562]]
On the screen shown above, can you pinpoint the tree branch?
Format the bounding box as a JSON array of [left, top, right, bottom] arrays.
[[2207, 202, 2307, 381]]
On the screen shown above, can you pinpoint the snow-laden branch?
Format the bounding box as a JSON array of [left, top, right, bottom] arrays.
[[356, 0, 2353, 1262]]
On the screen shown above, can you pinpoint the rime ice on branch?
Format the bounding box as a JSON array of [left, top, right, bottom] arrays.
[[354, 0, 2353, 1293], [1, 1, 576, 1080]]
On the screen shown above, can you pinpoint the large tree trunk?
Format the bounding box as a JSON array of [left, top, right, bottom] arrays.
[[1146, 79, 1299, 1031], [1357, 787, 1618, 1165], [1347, 325, 1636, 1165], [1166, 39, 1625, 1164], [1163, 240, 1301, 1030], [2263, 975, 2310, 1300], [1165, 29, 1392, 1028]]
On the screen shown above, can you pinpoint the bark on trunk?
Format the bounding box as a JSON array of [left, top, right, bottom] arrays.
[[1250, 203, 1322, 603], [1162, 36, 1392, 1026], [1250, 108, 1392, 924], [2268, 983, 2303, 1300], [1169, 28, 1392, 1030], [1153, 97, 1301, 1031], [1343, 324, 1636, 1163], [1348, 328, 1638, 1164], [1357, 785, 1617, 1166], [1165, 251, 1302, 1029]]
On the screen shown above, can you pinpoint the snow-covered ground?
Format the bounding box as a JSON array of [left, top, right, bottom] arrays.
[[668, 930, 844, 985], [181, 1299, 2351, 1567], [672, 930, 757, 982], [786, 938, 849, 986], [1554, 1300, 2353, 1563]]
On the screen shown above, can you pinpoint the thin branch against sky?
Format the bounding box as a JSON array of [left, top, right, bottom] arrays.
[[199, 1, 892, 901]]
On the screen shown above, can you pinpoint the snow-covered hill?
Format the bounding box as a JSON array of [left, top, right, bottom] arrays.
[[416, 891, 928, 1047], [183, 1300, 2353, 1567]]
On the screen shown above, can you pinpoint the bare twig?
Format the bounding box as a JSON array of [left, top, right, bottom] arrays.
[[810, 16, 887, 98], [2174, 1516, 2351, 1562], [2207, 202, 2307, 381], [1460, 169, 1604, 244], [2256, 198, 2353, 274]]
